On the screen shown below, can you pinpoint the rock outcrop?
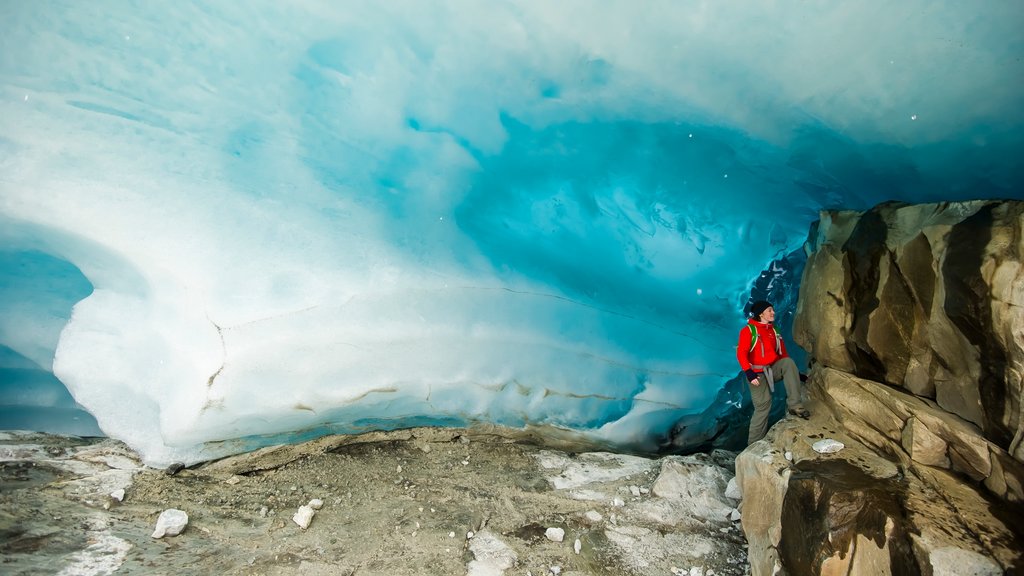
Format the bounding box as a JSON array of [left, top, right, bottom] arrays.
[[737, 200, 1024, 575], [794, 200, 1024, 459]]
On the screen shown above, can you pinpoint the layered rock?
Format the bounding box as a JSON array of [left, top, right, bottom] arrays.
[[738, 200, 1024, 575], [793, 200, 1024, 459]]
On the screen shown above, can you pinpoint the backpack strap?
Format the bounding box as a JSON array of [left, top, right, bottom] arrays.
[[748, 323, 782, 354]]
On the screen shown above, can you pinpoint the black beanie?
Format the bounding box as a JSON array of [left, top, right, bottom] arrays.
[[749, 300, 772, 319]]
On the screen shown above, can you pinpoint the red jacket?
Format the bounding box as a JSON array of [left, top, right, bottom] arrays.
[[737, 320, 788, 372]]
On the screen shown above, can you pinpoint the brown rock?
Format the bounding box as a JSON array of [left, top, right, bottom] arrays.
[[780, 460, 915, 576], [794, 200, 1024, 455], [737, 404, 1020, 575], [813, 367, 1007, 496], [901, 416, 949, 468], [735, 439, 791, 576], [743, 200, 1024, 575]]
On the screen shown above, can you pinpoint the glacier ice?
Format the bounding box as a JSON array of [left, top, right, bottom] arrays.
[[1, 1, 1022, 465]]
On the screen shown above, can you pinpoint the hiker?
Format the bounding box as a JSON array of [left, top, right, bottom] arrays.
[[737, 300, 809, 444]]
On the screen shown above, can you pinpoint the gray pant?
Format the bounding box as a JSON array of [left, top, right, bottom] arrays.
[[747, 356, 804, 444]]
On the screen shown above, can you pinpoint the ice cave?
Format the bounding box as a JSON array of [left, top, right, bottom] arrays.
[[1, 1, 1022, 466]]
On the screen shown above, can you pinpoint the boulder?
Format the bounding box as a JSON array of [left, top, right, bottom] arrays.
[[793, 200, 1024, 457], [810, 368, 1020, 498], [739, 409, 1019, 575], [735, 439, 790, 576], [650, 458, 733, 521]]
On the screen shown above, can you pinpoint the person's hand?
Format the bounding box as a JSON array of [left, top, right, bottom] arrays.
[[744, 369, 759, 386]]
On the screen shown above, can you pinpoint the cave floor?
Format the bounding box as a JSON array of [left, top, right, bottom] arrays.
[[0, 429, 750, 575]]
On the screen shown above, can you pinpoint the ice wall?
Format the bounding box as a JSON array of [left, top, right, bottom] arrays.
[[1, 1, 1022, 465]]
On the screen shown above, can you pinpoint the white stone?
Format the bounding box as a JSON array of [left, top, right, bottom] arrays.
[[811, 439, 845, 454], [151, 508, 188, 538], [784, 451, 793, 461], [730, 508, 742, 521], [308, 498, 324, 510], [549, 566, 561, 575], [650, 458, 733, 521], [467, 530, 517, 576], [612, 497, 625, 507], [225, 475, 242, 485], [724, 477, 742, 500], [292, 505, 315, 529], [629, 485, 641, 496], [574, 538, 581, 554], [60, 531, 132, 574], [110, 489, 125, 502], [545, 527, 565, 542], [534, 450, 657, 490], [689, 567, 704, 576], [568, 489, 608, 501], [584, 510, 603, 523]]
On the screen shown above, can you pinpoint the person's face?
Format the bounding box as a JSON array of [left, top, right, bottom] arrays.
[[759, 306, 776, 323]]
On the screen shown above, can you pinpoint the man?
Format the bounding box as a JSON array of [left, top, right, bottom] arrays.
[[737, 300, 809, 444]]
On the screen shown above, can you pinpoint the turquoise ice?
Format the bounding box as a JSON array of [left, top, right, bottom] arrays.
[[1, 1, 1022, 465]]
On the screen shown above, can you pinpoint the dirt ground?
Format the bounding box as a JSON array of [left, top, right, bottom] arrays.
[[0, 428, 750, 575]]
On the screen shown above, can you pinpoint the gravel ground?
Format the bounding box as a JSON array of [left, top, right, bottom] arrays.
[[0, 428, 750, 575]]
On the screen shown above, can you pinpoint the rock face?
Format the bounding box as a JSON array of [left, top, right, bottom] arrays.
[[793, 200, 1024, 458], [738, 200, 1024, 576]]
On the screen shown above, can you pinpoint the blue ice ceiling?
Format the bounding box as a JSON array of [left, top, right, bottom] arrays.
[[1, 1, 1022, 465]]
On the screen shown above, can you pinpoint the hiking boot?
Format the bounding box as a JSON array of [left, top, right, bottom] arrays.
[[788, 407, 810, 419]]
